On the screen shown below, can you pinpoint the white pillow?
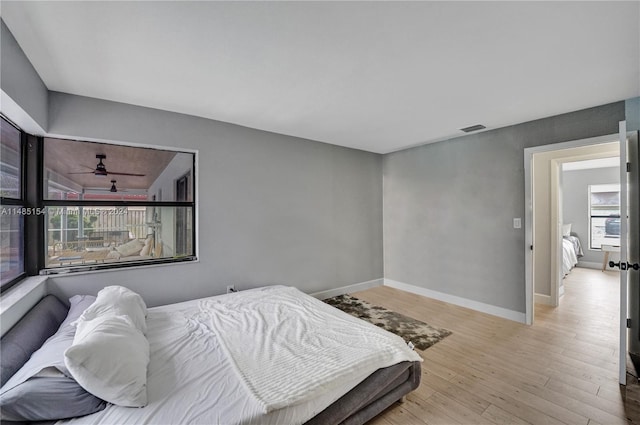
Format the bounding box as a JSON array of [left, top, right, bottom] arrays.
[[116, 239, 144, 257], [64, 315, 149, 407], [562, 223, 572, 237], [77, 286, 147, 334]]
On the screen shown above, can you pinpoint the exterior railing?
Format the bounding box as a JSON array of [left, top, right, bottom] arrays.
[[47, 208, 148, 254]]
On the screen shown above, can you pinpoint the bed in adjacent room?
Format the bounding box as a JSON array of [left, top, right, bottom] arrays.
[[0, 285, 422, 425], [562, 224, 584, 276]]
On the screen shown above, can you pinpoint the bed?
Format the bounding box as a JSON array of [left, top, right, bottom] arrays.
[[0, 285, 421, 425], [562, 232, 584, 276]]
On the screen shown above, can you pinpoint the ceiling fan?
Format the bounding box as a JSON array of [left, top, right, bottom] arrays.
[[69, 154, 146, 177], [83, 179, 140, 194], [83, 180, 127, 193]]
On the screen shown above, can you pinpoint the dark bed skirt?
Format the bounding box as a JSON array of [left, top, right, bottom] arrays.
[[305, 360, 421, 425]]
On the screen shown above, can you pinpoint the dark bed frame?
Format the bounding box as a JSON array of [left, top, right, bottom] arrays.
[[1, 295, 421, 425]]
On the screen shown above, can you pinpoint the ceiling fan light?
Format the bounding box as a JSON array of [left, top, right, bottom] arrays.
[[95, 154, 108, 175]]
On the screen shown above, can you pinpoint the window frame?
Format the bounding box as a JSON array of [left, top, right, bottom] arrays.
[[40, 137, 197, 274], [0, 116, 27, 292], [2, 118, 197, 286], [588, 183, 621, 250]]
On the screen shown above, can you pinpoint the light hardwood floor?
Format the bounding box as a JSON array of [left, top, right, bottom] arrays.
[[352, 268, 639, 425]]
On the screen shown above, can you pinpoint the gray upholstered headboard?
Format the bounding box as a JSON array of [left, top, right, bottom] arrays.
[[0, 295, 69, 386]]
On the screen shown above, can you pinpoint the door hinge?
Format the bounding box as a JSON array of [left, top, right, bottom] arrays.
[[530, 245, 533, 251], [627, 318, 632, 328], [627, 162, 632, 172]]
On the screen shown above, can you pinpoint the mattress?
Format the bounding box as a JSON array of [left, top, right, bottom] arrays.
[[562, 237, 578, 276], [56, 288, 416, 425]]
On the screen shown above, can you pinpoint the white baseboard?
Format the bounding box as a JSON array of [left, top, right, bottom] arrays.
[[577, 261, 603, 270], [384, 279, 526, 324], [535, 293, 552, 305], [310, 278, 384, 300]]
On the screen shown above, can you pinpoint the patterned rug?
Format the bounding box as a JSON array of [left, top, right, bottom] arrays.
[[324, 294, 451, 350]]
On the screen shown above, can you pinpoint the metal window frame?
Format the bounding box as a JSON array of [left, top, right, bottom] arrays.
[[0, 117, 27, 292], [40, 137, 197, 274], [1, 119, 197, 284]]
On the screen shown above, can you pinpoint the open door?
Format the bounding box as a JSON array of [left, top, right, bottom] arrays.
[[613, 123, 640, 385]]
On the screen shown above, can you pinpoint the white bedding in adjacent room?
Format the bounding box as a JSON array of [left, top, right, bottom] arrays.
[[58, 286, 419, 425], [562, 238, 579, 276]]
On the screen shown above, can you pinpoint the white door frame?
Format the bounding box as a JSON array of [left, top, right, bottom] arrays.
[[618, 122, 635, 386], [524, 133, 620, 325]]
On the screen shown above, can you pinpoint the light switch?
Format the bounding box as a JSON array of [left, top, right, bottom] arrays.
[[513, 218, 522, 229]]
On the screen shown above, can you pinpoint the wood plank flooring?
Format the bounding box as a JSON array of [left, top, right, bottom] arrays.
[[352, 268, 639, 424]]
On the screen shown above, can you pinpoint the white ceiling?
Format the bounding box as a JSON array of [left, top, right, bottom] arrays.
[[2, 1, 639, 153]]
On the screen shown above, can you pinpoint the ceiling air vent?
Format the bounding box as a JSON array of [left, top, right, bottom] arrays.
[[460, 124, 486, 133]]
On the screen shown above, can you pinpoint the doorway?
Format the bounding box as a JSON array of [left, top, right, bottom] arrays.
[[525, 135, 620, 324], [525, 127, 640, 387]]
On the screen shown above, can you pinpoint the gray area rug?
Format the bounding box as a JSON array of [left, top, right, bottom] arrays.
[[324, 294, 451, 350]]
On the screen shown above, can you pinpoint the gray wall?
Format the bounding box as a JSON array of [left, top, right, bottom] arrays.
[[0, 20, 48, 131], [383, 103, 624, 314], [43, 92, 383, 306], [627, 97, 640, 131], [562, 166, 620, 264]]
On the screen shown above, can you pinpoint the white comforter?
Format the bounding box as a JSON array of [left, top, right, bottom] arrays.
[[59, 286, 421, 425], [200, 286, 421, 413], [562, 238, 579, 275]]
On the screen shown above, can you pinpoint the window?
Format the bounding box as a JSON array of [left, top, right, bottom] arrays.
[[589, 184, 620, 249], [0, 117, 26, 289], [42, 137, 196, 272]]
